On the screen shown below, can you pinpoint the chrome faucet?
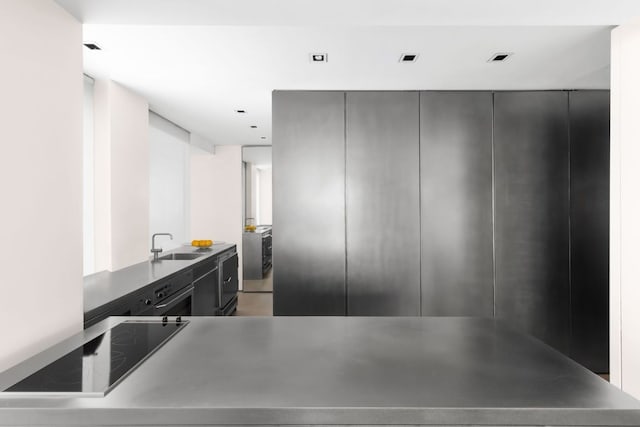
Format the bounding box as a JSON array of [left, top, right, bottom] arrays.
[[151, 233, 173, 261]]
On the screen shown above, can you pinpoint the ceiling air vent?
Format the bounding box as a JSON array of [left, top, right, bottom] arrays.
[[310, 53, 328, 63], [399, 53, 418, 63], [83, 43, 101, 51], [488, 52, 513, 63]]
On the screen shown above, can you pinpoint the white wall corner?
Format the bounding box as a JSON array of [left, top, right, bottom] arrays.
[[190, 133, 216, 154]]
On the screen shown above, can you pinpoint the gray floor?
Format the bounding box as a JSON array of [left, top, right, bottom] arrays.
[[243, 268, 273, 293], [237, 267, 273, 316], [236, 291, 273, 316]]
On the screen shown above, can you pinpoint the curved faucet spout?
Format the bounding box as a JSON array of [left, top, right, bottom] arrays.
[[151, 233, 173, 261]]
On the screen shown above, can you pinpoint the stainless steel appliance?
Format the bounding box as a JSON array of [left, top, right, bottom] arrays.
[[2, 319, 188, 397]]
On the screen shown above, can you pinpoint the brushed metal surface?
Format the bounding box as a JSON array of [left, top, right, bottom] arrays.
[[494, 91, 571, 353], [272, 91, 346, 315], [346, 92, 421, 316], [569, 90, 610, 373], [1, 317, 639, 426], [420, 91, 494, 317]]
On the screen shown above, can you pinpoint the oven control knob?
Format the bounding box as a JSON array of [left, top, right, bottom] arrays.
[[156, 292, 165, 299], [144, 299, 151, 305]]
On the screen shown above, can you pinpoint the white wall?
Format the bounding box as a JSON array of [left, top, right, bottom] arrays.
[[94, 80, 149, 272], [610, 21, 640, 397], [149, 112, 190, 250], [258, 167, 272, 225], [190, 144, 243, 285], [0, 0, 83, 372], [83, 76, 95, 275]]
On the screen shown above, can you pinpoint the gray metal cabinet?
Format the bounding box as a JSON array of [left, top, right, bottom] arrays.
[[243, 227, 272, 280], [569, 90, 610, 373], [494, 91, 571, 353], [420, 92, 495, 317], [272, 91, 346, 315], [345, 92, 421, 316]]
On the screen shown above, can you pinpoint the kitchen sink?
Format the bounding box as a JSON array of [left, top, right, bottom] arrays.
[[158, 253, 204, 261]]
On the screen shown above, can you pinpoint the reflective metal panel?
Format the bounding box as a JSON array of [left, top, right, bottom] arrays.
[[272, 91, 346, 315], [569, 90, 610, 373], [494, 91, 570, 353], [420, 92, 494, 317], [346, 92, 421, 316]]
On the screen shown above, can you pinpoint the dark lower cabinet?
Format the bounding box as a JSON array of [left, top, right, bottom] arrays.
[[569, 90, 610, 373], [493, 91, 571, 354], [420, 92, 495, 317]]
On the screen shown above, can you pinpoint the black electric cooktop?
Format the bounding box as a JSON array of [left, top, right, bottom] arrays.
[[3, 319, 188, 397]]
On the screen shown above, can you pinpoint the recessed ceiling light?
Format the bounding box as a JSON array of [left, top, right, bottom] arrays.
[[310, 53, 328, 63], [399, 53, 418, 63], [235, 109, 247, 114], [488, 52, 513, 63], [250, 125, 258, 129], [83, 43, 101, 51]]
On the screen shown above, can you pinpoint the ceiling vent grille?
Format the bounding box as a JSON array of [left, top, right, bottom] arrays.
[[488, 52, 513, 62], [399, 53, 418, 63]]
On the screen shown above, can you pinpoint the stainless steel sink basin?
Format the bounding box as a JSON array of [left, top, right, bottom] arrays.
[[158, 253, 203, 261]]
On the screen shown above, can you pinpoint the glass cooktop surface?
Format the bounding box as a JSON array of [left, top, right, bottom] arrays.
[[3, 319, 188, 397]]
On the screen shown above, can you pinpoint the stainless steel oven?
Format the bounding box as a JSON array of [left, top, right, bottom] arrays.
[[150, 285, 193, 316], [134, 270, 194, 317]]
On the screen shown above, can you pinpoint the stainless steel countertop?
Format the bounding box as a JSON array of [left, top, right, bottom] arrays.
[[83, 244, 235, 316], [0, 316, 639, 426]]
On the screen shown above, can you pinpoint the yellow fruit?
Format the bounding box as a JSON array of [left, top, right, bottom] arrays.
[[192, 240, 199, 246]]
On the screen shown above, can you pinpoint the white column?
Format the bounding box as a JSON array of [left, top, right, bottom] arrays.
[[0, 0, 83, 372], [610, 21, 640, 397], [93, 80, 149, 272]]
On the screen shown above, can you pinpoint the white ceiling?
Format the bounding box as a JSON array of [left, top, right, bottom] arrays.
[[55, 1, 640, 146]]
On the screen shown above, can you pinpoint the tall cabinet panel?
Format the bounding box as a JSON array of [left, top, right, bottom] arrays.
[[569, 90, 610, 373], [420, 92, 495, 317], [494, 91, 570, 353], [272, 91, 346, 315], [346, 92, 421, 316]]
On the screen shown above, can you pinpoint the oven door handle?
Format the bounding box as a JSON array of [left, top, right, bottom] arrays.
[[154, 286, 194, 310]]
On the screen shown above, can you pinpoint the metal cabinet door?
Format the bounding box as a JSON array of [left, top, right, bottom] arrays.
[[569, 90, 610, 373], [420, 92, 494, 317], [346, 91, 421, 316], [272, 91, 346, 315], [494, 91, 571, 353]]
